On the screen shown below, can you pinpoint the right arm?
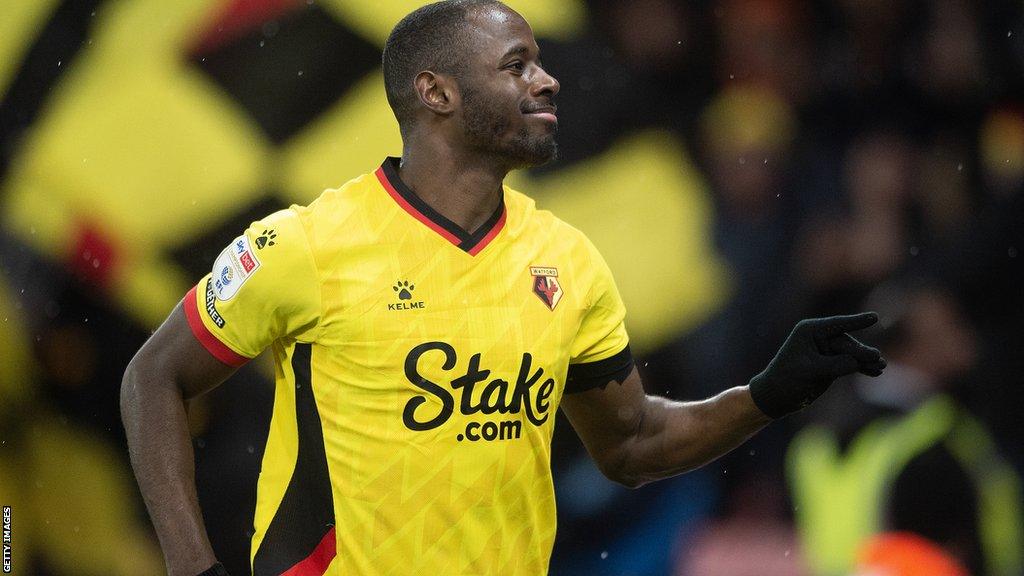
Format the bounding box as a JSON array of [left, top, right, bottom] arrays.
[[120, 301, 237, 576]]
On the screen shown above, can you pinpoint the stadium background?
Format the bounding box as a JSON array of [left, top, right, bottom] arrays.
[[1, 0, 1022, 574]]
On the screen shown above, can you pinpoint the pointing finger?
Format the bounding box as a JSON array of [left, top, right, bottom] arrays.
[[819, 312, 879, 336]]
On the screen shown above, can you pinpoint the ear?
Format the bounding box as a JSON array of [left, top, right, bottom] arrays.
[[414, 71, 459, 117]]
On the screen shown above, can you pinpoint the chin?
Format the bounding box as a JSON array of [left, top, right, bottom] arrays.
[[509, 135, 558, 168]]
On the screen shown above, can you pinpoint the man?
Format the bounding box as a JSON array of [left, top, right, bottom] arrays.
[[120, 2, 886, 575]]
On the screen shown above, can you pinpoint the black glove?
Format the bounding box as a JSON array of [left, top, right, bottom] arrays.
[[196, 563, 229, 576], [749, 312, 886, 419]]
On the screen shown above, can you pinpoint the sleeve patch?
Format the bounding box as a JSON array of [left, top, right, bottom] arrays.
[[212, 234, 261, 301], [202, 278, 226, 327]]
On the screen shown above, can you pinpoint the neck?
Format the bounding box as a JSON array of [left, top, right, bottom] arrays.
[[397, 137, 508, 233]]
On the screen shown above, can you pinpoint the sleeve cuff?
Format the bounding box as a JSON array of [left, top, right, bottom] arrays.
[[183, 284, 251, 367], [565, 345, 634, 394]]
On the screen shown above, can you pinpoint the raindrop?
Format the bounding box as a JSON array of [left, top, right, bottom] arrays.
[[1009, 31, 1013, 37], [298, 70, 304, 77], [739, 157, 746, 165], [247, 445, 255, 454], [1009, 247, 1018, 258], [600, 551, 608, 560], [785, 550, 791, 557], [957, 163, 963, 171], [57, 60, 62, 67], [909, 246, 919, 256]]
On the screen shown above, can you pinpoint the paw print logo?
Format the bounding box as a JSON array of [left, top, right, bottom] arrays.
[[393, 280, 414, 300], [255, 229, 277, 249]]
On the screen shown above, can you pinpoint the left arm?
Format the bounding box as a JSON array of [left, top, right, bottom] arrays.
[[561, 313, 886, 488], [561, 369, 770, 488]]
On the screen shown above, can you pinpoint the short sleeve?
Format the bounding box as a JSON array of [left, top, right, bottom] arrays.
[[182, 209, 321, 366], [566, 237, 633, 393]]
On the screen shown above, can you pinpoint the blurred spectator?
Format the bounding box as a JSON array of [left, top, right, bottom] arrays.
[[787, 283, 1023, 576], [795, 128, 918, 313], [714, 0, 817, 106]]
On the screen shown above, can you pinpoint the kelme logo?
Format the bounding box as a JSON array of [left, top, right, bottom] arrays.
[[389, 279, 424, 310]]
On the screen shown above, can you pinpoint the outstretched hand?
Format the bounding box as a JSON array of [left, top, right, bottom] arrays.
[[749, 312, 886, 419]]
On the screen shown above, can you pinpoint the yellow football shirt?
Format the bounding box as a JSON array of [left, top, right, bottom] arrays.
[[183, 158, 632, 576]]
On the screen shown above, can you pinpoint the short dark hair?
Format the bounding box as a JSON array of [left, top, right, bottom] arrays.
[[382, 0, 506, 133]]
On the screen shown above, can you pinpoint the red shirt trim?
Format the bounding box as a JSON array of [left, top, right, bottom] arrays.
[[182, 286, 250, 367], [468, 207, 506, 255], [375, 166, 462, 245], [374, 159, 507, 255]]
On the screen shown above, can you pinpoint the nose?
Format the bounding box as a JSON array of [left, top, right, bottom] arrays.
[[531, 65, 560, 99]]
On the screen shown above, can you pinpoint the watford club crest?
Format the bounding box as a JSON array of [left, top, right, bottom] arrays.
[[530, 266, 562, 310]]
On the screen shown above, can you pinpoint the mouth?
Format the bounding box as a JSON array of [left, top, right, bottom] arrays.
[[523, 104, 558, 124]]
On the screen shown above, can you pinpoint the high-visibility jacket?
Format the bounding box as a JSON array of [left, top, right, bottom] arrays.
[[788, 395, 1023, 576]]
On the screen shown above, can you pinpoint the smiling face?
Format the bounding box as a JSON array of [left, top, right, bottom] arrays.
[[454, 6, 561, 168]]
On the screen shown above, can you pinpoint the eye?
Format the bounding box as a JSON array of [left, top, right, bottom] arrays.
[[505, 60, 525, 73]]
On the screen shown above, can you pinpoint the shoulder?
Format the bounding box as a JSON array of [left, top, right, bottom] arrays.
[[504, 186, 595, 253], [292, 171, 380, 231], [504, 186, 612, 303], [284, 169, 388, 254]]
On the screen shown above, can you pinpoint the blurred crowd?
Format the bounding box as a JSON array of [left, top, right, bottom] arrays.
[[542, 1, 1024, 575], [1, 0, 1023, 575]]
